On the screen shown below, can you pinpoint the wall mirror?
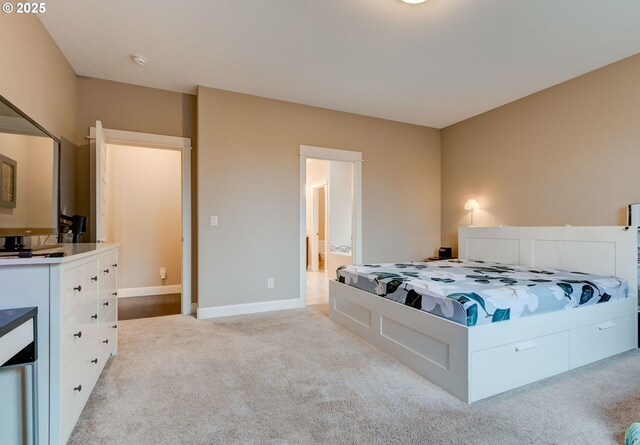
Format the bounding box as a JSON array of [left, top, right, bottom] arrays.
[[0, 95, 61, 252]]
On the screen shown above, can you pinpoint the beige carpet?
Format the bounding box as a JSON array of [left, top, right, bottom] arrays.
[[68, 305, 640, 445]]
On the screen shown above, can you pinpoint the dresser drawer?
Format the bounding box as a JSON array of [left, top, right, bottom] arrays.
[[569, 314, 636, 369], [470, 330, 569, 401], [82, 260, 99, 302], [61, 343, 101, 440], [61, 300, 98, 366], [99, 256, 117, 292], [98, 292, 117, 320], [98, 307, 117, 362], [62, 265, 84, 316]]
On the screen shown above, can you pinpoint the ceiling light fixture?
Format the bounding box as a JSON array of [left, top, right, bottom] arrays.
[[402, 0, 428, 4], [131, 55, 147, 66]]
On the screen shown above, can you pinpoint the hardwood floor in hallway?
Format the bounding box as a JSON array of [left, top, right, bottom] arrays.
[[306, 270, 328, 305]]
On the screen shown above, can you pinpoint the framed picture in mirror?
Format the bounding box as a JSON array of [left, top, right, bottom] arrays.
[[0, 153, 16, 209]]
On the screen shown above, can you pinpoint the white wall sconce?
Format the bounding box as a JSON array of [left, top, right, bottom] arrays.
[[464, 199, 480, 226]]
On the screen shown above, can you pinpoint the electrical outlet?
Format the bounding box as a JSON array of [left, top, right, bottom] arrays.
[[160, 267, 167, 280], [267, 278, 274, 288], [210, 216, 218, 226]]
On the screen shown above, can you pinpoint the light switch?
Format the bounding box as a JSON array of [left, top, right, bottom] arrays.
[[210, 216, 218, 227]]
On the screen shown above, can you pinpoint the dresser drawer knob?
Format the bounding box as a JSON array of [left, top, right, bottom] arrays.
[[91, 314, 98, 320], [112, 263, 118, 268], [74, 285, 82, 292], [73, 331, 82, 338], [103, 339, 109, 344], [103, 269, 110, 274], [91, 358, 98, 364], [91, 276, 98, 282], [112, 292, 118, 296], [103, 301, 109, 307], [74, 385, 82, 392], [112, 324, 118, 329]]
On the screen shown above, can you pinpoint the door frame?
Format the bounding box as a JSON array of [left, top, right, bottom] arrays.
[[89, 126, 193, 315], [299, 145, 362, 308]]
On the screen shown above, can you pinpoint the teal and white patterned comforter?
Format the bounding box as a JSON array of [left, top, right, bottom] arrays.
[[336, 260, 629, 327]]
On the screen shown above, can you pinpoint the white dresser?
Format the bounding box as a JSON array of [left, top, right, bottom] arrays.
[[0, 244, 118, 445]]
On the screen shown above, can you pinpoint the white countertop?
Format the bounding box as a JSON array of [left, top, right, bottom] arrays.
[[0, 243, 118, 266]]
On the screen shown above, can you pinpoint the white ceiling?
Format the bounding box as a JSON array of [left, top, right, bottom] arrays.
[[39, 0, 640, 128]]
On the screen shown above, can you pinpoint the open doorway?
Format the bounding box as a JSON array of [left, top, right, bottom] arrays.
[[106, 144, 183, 320], [300, 146, 362, 308]]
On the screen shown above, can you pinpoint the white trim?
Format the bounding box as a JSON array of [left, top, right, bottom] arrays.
[[300, 145, 363, 309], [89, 127, 191, 151], [181, 149, 193, 316], [118, 285, 182, 298], [300, 145, 362, 162], [89, 126, 193, 315], [300, 155, 308, 306], [353, 160, 363, 263], [197, 298, 300, 319]]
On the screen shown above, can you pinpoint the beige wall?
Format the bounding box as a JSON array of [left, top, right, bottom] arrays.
[[76, 77, 197, 144], [198, 87, 441, 309], [441, 53, 640, 253], [107, 144, 182, 290], [0, 15, 77, 142]]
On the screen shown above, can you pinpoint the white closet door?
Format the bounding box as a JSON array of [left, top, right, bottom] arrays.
[[95, 120, 108, 243]]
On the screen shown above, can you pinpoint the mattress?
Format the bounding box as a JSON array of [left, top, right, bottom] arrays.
[[336, 259, 629, 326]]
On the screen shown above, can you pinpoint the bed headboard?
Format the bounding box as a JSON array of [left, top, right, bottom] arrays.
[[458, 226, 638, 298]]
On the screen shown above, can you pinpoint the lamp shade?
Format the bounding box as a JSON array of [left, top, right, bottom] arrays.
[[464, 199, 480, 211]]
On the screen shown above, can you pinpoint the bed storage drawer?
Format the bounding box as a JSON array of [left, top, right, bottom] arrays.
[[470, 331, 569, 401], [569, 314, 636, 369]]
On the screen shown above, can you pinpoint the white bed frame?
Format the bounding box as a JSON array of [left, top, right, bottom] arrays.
[[329, 226, 638, 403]]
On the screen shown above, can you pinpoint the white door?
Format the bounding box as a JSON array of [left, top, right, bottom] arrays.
[[95, 120, 108, 242]]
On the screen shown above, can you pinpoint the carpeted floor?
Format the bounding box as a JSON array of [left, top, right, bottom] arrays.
[[68, 305, 640, 445]]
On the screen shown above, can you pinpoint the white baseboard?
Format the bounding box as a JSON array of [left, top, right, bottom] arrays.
[[197, 298, 300, 319], [118, 285, 182, 298]]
